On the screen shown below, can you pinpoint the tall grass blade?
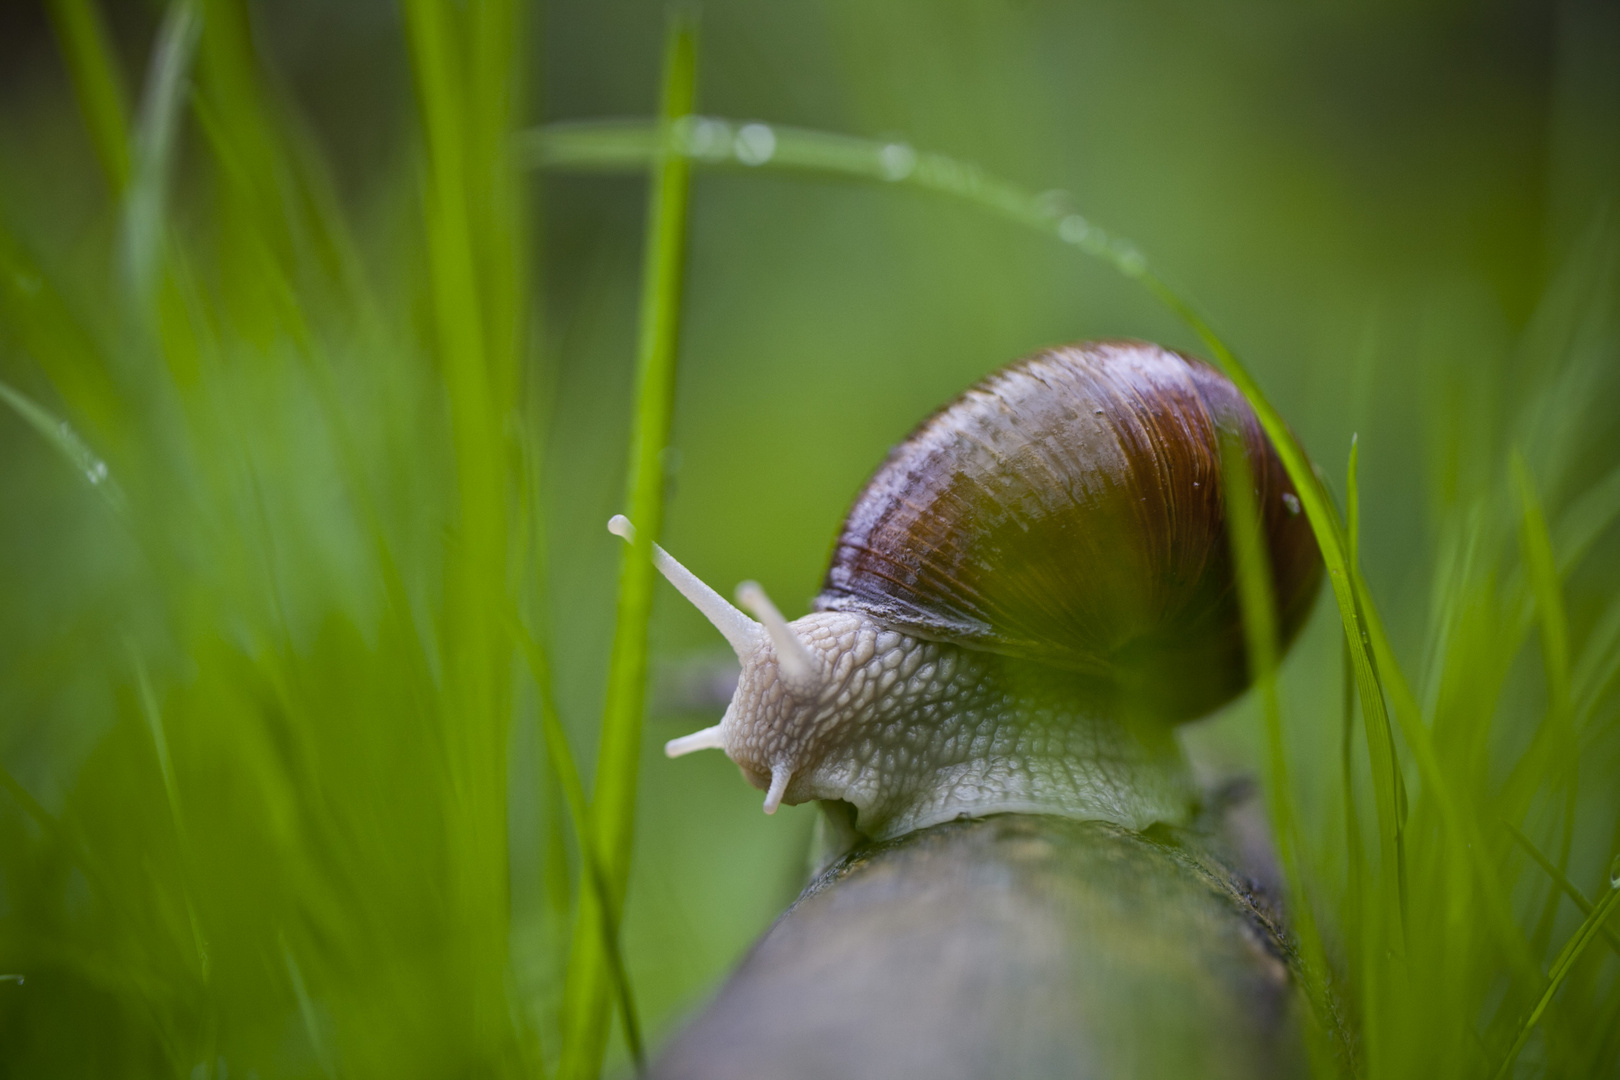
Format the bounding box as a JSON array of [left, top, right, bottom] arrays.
[[1340, 437, 1366, 980], [404, 0, 532, 1061], [122, 0, 201, 301], [0, 224, 125, 440], [558, 15, 697, 1080], [1514, 453, 1574, 728], [1554, 458, 1620, 575], [513, 619, 646, 1073], [281, 935, 338, 1080], [0, 378, 123, 509], [45, 0, 132, 192], [1220, 427, 1348, 1070], [1491, 875, 1620, 1080], [1511, 452, 1580, 956], [1505, 823, 1620, 957]]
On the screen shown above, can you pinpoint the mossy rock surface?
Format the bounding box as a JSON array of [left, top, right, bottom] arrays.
[[652, 813, 1308, 1080]]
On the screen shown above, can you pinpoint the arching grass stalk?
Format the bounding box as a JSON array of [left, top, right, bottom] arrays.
[[520, 110, 1412, 946]]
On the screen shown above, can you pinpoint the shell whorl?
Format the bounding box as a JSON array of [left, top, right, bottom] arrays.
[[815, 340, 1321, 722]]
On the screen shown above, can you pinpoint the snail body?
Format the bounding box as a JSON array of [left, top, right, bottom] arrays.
[[616, 340, 1320, 841]]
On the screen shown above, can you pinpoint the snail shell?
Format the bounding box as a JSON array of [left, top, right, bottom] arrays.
[[817, 339, 1321, 721], [618, 340, 1321, 840]]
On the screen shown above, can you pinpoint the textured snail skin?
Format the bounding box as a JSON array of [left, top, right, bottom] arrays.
[[715, 612, 1195, 841]]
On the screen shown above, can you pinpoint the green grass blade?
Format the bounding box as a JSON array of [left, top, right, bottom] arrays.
[[1512, 451, 1580, 958], [281, 935, 338, 1080], [1346, 435, 1361, 571], [0, 225, 126, 440], [1505, 823, 1620, 958], [1359, 584, 1542, 983], [1514, 453, 1573, 724], [558, 16, 697, 1080], [1554, 458, 1620, 576], [0, 378, 123, 510], [1220, 428, 1348, 1069], [513, 619, 646, 1074], [1491, 875, 1620, 1080], [1340, 438, 1367, 972], [121, 0, 200, 301], [132, 649, 211, 981], [404, 0, 531, 1064], [45, 0, 132, 192], [1137, 277, 1410, 940]]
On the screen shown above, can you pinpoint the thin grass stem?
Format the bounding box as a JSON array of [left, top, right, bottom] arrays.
[[1491, 876, 1620, 1080], [44, 0, 132, 192], [513, 616, 647, 1074], [558, 16, 697, 1080], [1220, 428, 1351, 1072], [1505, 823, 1620, 957]]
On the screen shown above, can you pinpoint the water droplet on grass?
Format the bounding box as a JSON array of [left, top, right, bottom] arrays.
[[735, 123, 775, 166], [1112, 242, 1147, 276], [879, 143, 915, 181], [1035, 189, 1071, 219], [1283, 492, 1301, 515], [1059, 214, 1090, 244], [1610, 854, 1619, 889], [683, 117, 731, 160]]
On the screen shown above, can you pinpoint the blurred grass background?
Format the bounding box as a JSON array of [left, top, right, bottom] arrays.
[[0, 1, 1617, 1078]]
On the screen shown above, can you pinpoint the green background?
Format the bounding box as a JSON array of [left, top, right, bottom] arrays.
[[1, 1, 1616, 1077]]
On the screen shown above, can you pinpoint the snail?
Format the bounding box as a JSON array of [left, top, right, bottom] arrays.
[[613, 340, 1321, 842]]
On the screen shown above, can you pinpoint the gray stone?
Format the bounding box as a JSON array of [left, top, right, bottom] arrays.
[[651, 813, 1309, 1080]]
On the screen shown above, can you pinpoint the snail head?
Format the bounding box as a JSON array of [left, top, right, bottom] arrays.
[[607, 515, 840, 815]]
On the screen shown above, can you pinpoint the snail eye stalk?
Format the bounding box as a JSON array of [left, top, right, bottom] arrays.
[[608, 515, 760, 656], [736, 581, 824, 696]]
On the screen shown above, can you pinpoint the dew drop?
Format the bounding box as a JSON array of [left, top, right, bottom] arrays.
[[1113, 243, 1147, 276], [879, 142, 916, 181], [683, 116, 731, 160], [1035, 189, 1071, 219], [1058, 214, 1090, 244], [735, 123, 776, 166], [1282, 492, 1301, 515], [1610, 854, 1619, 889], [86, 460, 109, 485]]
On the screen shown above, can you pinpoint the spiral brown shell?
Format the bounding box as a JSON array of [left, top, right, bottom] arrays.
[[814, 340, 1322, 722]]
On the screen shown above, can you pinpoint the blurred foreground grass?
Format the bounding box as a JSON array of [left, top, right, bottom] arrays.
[[1, 1, 1618, 1078]]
